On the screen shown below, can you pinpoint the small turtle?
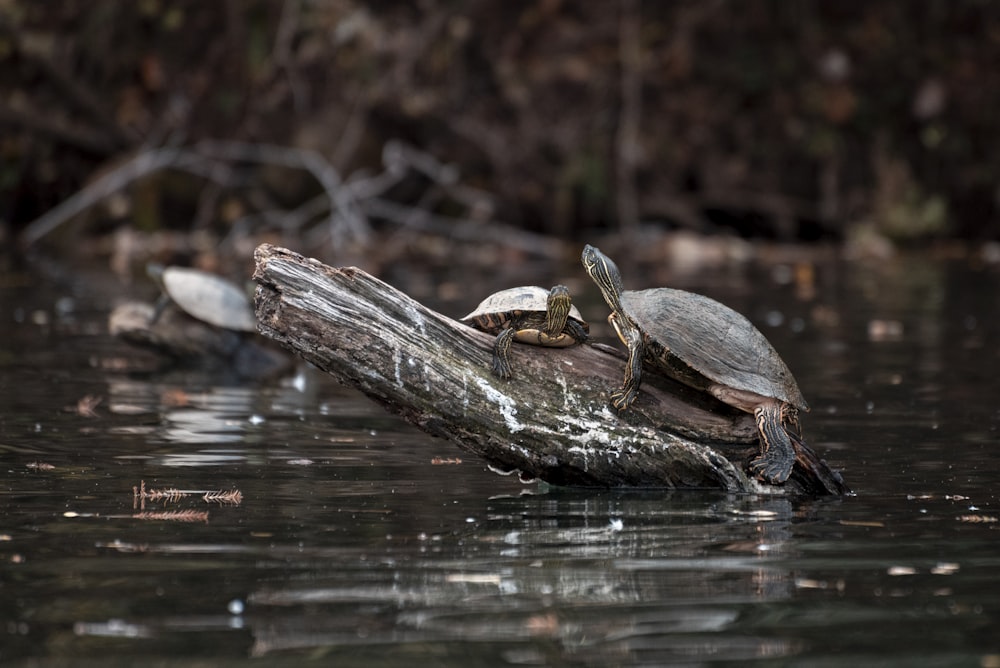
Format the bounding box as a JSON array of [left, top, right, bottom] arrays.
[[461, 285, 589, 379], [149, 265, 257, 333], [581, 244, 808, 484]]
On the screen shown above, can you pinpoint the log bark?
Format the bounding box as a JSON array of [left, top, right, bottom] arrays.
[[252, 244, 849, 495]]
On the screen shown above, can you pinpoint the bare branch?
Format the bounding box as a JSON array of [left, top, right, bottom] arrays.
[[20, 147, 190, 246], [616, 0, 642, 239]]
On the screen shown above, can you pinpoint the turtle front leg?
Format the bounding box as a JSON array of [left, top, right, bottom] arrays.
[[608, 312, 642, 411], [491, 327, 517, 379], [749, 400, 796, 484]]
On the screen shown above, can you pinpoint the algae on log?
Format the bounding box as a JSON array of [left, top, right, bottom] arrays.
[[252, 244, 848, 495]]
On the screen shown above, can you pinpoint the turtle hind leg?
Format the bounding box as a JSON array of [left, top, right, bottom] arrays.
[[491, 327, 516, 379], [749, 401, 796, 484]]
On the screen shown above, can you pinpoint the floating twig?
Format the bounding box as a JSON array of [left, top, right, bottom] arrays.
[[133, 480, 243, 509], [65, 510, 209, 523], [76, 394, 103, 418], [430, 457, 462, 465], [132, 510, 210, 523], [142, 487, 186, 503], [202, 489, 244, 505]]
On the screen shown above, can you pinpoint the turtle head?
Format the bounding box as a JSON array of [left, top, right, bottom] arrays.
[[146, 263, 167, 288], [544, 285, 572, 336], [581, 245, 625, 312]]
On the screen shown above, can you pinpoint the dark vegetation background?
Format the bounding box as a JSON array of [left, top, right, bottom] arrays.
[[2, 1, 999, 267]]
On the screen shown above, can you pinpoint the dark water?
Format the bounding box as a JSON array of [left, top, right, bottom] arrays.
[[2, 252, 999, 667]]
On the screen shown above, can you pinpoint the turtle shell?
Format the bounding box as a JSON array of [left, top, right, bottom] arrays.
[[621, 288, 807, 409], [463, 286, 586, 321], [161, 267, 257, 333], [461, 286, 588, 345]]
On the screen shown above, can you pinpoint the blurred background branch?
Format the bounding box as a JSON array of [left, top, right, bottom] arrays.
[[1, 0, 996, 261]]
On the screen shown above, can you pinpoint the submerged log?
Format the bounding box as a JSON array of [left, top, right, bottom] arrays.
[[109, 300, 292, 379], [252, 244, 848, 495]]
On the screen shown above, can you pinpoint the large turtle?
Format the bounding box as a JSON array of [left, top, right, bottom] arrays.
[[581, 244, 808, 484], [461, 285, 589, 379]]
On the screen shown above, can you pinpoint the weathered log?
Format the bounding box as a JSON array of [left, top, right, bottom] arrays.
[[252, 244, 848, 495]]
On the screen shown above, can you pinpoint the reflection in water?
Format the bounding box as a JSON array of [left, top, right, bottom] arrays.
[[107, 379, 268, 445], [240, 494, 807, 663]]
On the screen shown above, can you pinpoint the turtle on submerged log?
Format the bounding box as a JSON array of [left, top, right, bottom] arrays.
[[252, 243, 849, 496], [109, 266, 290, 379]]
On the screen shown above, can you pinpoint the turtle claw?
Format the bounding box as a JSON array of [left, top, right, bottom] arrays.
[[750, 402, 797, 485], [610, 387, 636, 411], [491, 359, 513, 380], [749, 454, 793, 485]]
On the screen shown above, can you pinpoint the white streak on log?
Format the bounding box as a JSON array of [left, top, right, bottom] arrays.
[[473, 376, 524, 433]]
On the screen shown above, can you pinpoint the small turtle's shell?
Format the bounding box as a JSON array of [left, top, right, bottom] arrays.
[[161, 267, 257, 333], [461, 286, 588, 346], [621, 288, 807, 409]]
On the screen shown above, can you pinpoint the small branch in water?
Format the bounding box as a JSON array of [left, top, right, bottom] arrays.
[[61, 394, 103, 417], [64, 510, 210, 523], [133, 480, 243, 509], [62, 481, 240, 524], [132, 510, 210, 523], [201, 489, 245, 505]]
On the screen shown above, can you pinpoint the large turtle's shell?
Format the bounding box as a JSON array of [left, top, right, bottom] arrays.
[[462, 286, 587, 324], [161, 267, 257, 333], [622, 288, 807, 409]]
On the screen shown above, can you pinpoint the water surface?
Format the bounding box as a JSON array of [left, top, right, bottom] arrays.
[[1, 253, 998, 666]]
